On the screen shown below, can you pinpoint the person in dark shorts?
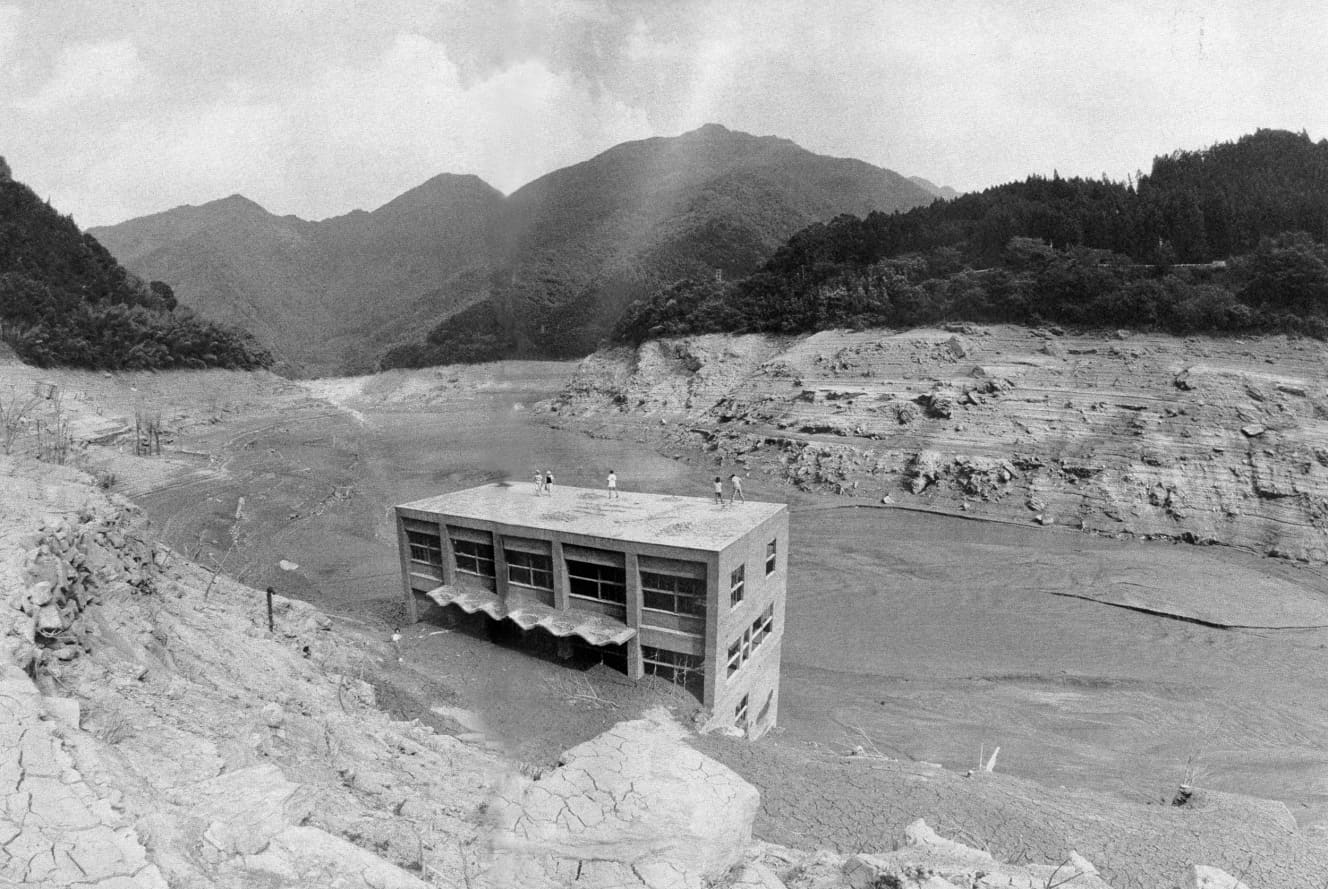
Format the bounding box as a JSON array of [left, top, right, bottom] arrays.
[[713, 476, 724, 506]]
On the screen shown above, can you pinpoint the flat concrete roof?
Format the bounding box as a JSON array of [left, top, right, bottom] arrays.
[[398, 482, 785, 552]]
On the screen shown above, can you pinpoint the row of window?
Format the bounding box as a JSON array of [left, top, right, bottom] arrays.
[[730, 538, 779, 608], [727, 603, 775, 678], [409, 522, 779, 619]]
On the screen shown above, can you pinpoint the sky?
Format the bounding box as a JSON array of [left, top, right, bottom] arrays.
[[2, 0, 1327, 228]]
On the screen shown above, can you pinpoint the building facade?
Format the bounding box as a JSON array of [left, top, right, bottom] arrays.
[[394, 482, 787, 737]]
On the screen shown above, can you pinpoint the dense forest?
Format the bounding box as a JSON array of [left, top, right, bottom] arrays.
[[614, 129, 1328, 344], [0, 163, 270, 371]]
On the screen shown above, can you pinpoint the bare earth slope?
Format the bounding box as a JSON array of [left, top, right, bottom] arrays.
[[547, 325, 1328, 575]]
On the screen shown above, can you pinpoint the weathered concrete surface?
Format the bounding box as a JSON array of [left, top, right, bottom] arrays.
[[484, 709, 760, 888], [546, 327, 1328, 568]]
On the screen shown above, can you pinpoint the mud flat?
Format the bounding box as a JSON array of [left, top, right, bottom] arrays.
[[8, 342, 1328, 886]]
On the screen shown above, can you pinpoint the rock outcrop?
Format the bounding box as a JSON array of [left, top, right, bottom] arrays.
[[485, 709, 760, 888], [547, 326, 1328, 562]]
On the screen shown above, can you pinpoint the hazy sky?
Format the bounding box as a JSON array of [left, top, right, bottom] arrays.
[[3, 0, 1326, 227]]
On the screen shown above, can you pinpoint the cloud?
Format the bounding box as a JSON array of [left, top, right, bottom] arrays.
[[23, 31, 654, 225], [17, 38, 149, 113], [0, 4, 19, 67]]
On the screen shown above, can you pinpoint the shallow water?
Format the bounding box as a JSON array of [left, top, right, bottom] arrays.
[[136, 381, 1328, 826]]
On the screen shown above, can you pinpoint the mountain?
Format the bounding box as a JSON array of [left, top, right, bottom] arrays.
[[0, 158, 269, 371], [610, 129, 1328, 345], [93, 176, 502, 375], [92, 125, 938, 375], [908, 176, 960, 200]]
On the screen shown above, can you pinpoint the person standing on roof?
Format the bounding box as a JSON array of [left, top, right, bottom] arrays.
[[533, 469, 544, 495], [728, 473, 745, 504], [713, 476, 724, 506], [607, 469, 619, 499], [545, 469, 556, 494]]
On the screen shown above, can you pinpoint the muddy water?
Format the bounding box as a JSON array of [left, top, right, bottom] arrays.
[[135, 381, 1328, 828]]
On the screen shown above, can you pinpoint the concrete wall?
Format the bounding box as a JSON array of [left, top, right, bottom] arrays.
[[711, 508, 788, 738], [396, 501, 789, 735]]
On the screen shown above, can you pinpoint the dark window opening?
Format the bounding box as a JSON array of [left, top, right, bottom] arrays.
[[571, 638, 628, 675], [641, 571, 706, 618], [765, 538, 777, 575], [642, 645, 704, 698], [406, 529, 442, 568], [506, 549, 553, 590], [736, 693, 749, 725], [567, 559, 626, 605], [752, 603, 774, 647], [729, 564, 745, 607], [452, 537, 495, 578]]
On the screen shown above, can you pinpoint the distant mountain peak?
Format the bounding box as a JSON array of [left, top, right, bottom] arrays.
[[908, 176, 960, 200]]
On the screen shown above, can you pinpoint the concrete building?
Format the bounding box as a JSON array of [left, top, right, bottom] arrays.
[[394, 482, 788, 737]]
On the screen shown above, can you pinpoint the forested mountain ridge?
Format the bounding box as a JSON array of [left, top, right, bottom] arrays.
[[93, 175, 503, 376], [0, 159, 270, 371], [614, 129, 1328, 343], [92, 125, 941, 375]]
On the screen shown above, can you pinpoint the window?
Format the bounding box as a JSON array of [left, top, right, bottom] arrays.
[[729, 564, 745, 607], [735, 694, 749, 725], [506, 549, 553, 590], [451, 537, 495, 578], [765, 538, 777, 575], [752, 604, 774, 647], [727, 627, 753, 677], [642, 646, 704, 696], [404, 524, 442, 568], [728, 607, 774, 678], [641, 571, 706, 618], [566, 559, 626, 605]]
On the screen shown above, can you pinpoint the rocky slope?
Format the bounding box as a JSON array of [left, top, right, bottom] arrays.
[[90, 125, 938, 374], [545, 325, 1328, 571], [0, 456, 502, 887]]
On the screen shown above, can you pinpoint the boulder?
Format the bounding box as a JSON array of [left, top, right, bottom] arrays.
[[485, 709, 759, 888], [189, 764, 315, 856], [1182, 865, 1250, 889]]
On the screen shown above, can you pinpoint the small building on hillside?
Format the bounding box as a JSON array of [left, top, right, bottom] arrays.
[[394, 482, 788, 737]]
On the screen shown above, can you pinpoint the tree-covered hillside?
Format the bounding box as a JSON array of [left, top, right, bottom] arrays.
[[0, 161, 270, 370], [614, 130, 1328, 343]]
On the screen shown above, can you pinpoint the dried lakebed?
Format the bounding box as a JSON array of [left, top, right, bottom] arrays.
[[95, 360, 1328, 847]]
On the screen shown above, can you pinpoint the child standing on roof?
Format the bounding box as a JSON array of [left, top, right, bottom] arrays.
[[713, 476, 724, 506], [533, 469, 544, 495], [607, 469, 619, 499], [728, 473, 745, 504], [545, 469, 555, 494]]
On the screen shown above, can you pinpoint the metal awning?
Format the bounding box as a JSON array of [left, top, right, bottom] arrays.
[[426, 585, 636, 647]]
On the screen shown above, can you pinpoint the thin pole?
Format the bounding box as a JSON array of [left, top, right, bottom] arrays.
[[266, 586, 275, 632]]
